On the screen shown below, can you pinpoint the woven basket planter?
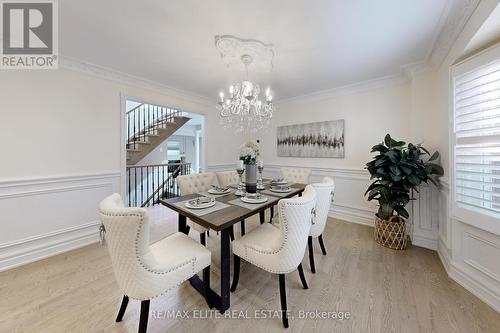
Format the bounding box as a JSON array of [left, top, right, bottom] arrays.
[[374, 216, 409, 250]]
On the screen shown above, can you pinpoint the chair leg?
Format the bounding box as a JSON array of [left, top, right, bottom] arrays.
[[318, 234, 327, 255], [200, 232, 206, 246], [278, 274, 289, 328], [229, 228, 235, 241], [115, 295, 129, 322], [138, 300, 150, 333], [230, 255, 240, 292], [207, 229, 210, 237], [203, 265, 213, 308], [297, 263, 309, 289], [240, 219, 245, 236], [308, 236, 316, 274]]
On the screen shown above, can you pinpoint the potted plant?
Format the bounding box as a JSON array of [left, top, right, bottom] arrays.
[[240, 140, 260, 193], [365, 134, 444, 250]]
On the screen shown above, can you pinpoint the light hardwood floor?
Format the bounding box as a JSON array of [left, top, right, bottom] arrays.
[[1, 208, 499, 332]]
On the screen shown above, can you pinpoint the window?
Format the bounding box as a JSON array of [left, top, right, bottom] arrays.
[[452, 44, 500, 227]]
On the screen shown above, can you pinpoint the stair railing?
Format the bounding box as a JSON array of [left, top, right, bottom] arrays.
[[126, 162, 191, 207], [126, 103, 182, 150]]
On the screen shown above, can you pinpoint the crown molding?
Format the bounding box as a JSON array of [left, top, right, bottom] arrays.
[[55, 0, 479, 107], [427, 0, 481, 69], [59, 55, 213, 107], [277, 73, 409, 105]]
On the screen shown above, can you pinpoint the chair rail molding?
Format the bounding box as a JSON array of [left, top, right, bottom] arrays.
[[0, 171, 121, 272]]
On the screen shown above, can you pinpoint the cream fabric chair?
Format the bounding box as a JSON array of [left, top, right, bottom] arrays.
[[98, 194, 212, 333], [308, 177, 335, 273], [216, 170, 241, 187], [281, 167, 311, 184], [176, 172, 215, 244], [230, 185, 317, 328]]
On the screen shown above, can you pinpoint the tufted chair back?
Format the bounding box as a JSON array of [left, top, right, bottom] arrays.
[[234, 185, 316, 274], [274, 185, 317, 272], [216, 170, 241, 187], [310, 177, 335, 237], [281, 167, 311, 184], [99, 194, 195, 300], [177, 172, 216, 195]]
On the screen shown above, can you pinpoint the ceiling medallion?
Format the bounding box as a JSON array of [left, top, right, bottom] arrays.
[[215, 35, 275, 132]]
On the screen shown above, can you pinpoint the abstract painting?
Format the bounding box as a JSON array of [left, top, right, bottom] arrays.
[[277, 119, 345, 158]]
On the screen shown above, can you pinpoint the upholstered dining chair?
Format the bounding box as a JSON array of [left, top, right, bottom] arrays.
[[281, 167, 311, 184], [230, 185, 317, 328], [308, 177, 335, 273], [176, 172, 223, 244], [216, 170, 241, 187], [269, 167, 312, 223], [98, 194, 212, 333]]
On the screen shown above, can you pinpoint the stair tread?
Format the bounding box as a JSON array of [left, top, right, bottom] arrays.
[[127, 140, 151, 144], [126, 115, 191, 165]]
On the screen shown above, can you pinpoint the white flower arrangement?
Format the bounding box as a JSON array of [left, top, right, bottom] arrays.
[[239, 140, 260, 165]]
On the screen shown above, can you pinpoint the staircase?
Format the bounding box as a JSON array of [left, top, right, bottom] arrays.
[[126, 162, 191, 207], [126, 103, 191, 165]]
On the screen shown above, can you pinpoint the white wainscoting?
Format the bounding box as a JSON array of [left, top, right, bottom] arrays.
[[0, 172, 121, 272], [410, 183, 443, 250], [435, 182, 500, 312], [208, 163, 446, 249]]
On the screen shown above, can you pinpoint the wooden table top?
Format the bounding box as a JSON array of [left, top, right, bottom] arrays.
[[160, 183, 306, 231]]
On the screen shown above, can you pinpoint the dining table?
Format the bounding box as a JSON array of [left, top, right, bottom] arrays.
[[160, 181, 306, 313]]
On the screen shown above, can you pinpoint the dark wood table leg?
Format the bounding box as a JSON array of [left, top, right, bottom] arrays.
[[220, 226, 232, 313], [178, 214, 187, 234], [259, 211, 265, 224], [270, 206, 274, 223], [180, 212, 222, 309]]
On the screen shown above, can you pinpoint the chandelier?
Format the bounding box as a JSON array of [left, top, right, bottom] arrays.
[[217, 54, 274, 132]]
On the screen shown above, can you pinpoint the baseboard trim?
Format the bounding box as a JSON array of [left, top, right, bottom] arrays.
[[438, 238, 500, 313], [0, 222, 100, 272], [412, 234, 438, 251], [329, 205, 374, 227], [0, 171, 120, 272]]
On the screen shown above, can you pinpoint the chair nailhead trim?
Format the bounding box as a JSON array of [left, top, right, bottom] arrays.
[[99, 210, 200, 301]]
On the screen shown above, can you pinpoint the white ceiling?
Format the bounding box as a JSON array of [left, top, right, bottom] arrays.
[[61, 0, 450, 100]]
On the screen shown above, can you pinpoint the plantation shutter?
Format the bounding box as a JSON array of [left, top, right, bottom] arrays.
[[452, 44, 500, 223]]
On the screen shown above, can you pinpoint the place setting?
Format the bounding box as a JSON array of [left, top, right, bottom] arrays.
[[260, 177, 295, 197], [198, 185, 232, 198], [172, 195, 230, 216]]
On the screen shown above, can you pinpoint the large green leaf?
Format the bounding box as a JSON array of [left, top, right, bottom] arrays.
[[389, 165, 401, 175], [429, 151, 439, 161], [385, 150, 400, 163], [407, 174, 422, 186], [394, 205, 409, 219], [379, 202, 394, 220]]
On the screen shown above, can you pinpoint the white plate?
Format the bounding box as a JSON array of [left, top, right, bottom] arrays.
[[241, 195, 268, 204], [271, 180, 288, 186], [270, 187, 292, 193], [185, 198, 216, 209], [208, 188, 231, 195]]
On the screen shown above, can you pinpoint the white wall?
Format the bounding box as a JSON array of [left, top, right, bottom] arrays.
[[408, 1, 500, 312], [0, 65, 241, 271], [244, 80, 412, 226], [259, 81, 412, 170]]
